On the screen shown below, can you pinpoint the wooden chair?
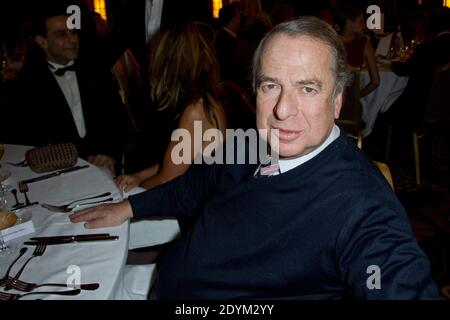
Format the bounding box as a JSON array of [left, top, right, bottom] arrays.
[[111, 48, 142, 132], [412, 63, 450, 186], [385, 63, 450, 186], [111, 49, 144, 173], [336, 67, 363, 149], [373, 161, 394, 190]]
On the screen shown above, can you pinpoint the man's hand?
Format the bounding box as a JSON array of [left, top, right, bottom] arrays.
[[69, 200, 133, 229], [87, 154, 116, 177]]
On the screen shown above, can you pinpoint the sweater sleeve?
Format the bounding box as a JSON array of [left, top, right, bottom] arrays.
[[128, 163, 223, 220], [335, 190, 441, 299]]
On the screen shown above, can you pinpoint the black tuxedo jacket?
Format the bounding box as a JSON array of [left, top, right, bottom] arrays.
[[110, 0, 212, 69], [13, 53, 127, 162]]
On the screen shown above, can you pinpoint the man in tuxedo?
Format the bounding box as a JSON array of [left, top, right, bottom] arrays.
[[109, 0, 212, 72], [70, 17, 440, 299], [15, 5, 126, 176]]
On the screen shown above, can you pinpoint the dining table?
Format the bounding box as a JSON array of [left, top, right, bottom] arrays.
[[0, 144, 129, 299], [0, 144, 181, 300], [360, 63, 409, 137]]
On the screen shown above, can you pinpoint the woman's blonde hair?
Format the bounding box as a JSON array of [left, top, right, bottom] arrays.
[[148, 22, 221, 122]]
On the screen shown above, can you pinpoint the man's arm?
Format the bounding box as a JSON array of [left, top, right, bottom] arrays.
[[70, 163, 223, 228], [129, 163, 223, 220], [336, 191, 441, 299]]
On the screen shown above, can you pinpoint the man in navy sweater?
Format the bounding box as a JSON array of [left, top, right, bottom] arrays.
[[70, 17, 440, 299]]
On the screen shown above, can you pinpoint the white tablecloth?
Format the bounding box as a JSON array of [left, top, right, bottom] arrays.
[[0, 144, 128, 300], [126, 188, 180, 251], [360, 66, 408, 137]]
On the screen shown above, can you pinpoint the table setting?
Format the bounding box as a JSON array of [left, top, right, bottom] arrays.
[[0, 144, 128, 299]]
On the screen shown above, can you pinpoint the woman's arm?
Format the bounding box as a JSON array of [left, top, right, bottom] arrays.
[[140, 103, 205, 190], [116, 163, 159, 192], [360, 39, 380, 98]]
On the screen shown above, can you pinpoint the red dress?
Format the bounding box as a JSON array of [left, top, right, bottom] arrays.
[[344, 37, 367, 68]]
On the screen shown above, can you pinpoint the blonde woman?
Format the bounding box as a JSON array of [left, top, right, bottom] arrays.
[[116, 23, 227, 192]]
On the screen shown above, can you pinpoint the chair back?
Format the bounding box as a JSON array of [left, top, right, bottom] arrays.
[[112, 48, 142, 130], [424, 63, 450, 125], [336, 67, 363, 148], [219, 81, 256, 130], [373, 161, 394, 190]]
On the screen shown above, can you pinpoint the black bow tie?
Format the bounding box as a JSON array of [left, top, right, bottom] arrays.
[[52, 64, 76, 76]]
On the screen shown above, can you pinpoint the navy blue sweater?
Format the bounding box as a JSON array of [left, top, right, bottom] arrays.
[[129, 132, 440, 299]]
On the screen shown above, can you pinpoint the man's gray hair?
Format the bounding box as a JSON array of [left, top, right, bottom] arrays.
[[252, 16, 351, 102]]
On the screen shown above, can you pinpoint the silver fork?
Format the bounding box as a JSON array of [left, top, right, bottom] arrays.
[[4, 244, 47, 291], [3, 276, 99, 292], [0, 247, 28, 287], [42, 197, 114, 213], [41, 192, 111, 213], [18, 183, 31, 206], [11, 188, 24, 208], [0, 288, 80, 300]]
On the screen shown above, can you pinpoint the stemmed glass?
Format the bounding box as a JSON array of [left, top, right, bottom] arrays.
[[0, 186, 18, 256], [0, 143, 12, 191], [0, 168, 12, 191]]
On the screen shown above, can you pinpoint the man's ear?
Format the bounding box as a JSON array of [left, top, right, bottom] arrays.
[[35, 35, 48, 51], [333, 91, 343, 119]]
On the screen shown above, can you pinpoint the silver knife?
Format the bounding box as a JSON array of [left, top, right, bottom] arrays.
[[24, 235, 119, 245], [30, 233, 111, 241], [19, 165, 90, 185]]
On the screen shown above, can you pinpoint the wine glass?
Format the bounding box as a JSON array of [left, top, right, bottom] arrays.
[[0, 167, 12, 191], [0, 144, 13, 191], [0, 186, 18, 256]]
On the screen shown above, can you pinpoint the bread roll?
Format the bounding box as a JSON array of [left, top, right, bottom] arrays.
[[0, 210, 17, 230]]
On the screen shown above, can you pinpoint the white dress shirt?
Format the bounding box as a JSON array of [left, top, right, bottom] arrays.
[[48, 60, 86, 138], [278, 125, 340, 173], [145, 0, 164, 44]]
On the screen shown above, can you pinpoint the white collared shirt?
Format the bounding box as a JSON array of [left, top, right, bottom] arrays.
[[48, 60, 86, 138], [145, 0, 164, 44], [278, 125, 340, 173]]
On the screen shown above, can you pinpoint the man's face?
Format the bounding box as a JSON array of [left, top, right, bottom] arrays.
[[256, 34, 342, 158], [36, 15, 79, 65]]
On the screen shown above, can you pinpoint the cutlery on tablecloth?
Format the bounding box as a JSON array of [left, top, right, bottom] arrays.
[[3, 276, 99, 292], [40, 192, 111, 212], [0, 289, 81, 300], [18, 165, 90, 185], [24, 235, 119, 245], [10, 188, 24, 208], [41, 197, 114, 213], [30, 233, 111, 242]]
